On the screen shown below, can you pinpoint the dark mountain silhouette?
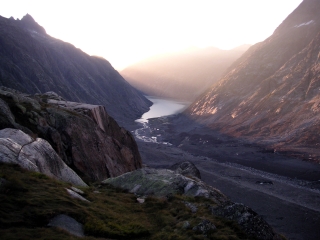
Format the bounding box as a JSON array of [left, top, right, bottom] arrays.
[[121, 45, 250, 101], [0, 14, 151, 126], [185, 0, 320, 161]]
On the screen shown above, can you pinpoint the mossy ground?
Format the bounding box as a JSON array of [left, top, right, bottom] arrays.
[[0, 163, 253, 239]]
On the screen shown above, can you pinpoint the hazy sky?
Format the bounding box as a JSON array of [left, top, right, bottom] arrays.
[[1, 0, 302, 70]]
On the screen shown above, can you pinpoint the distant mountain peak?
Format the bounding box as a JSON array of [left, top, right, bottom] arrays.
[[20, 13, 46, 34]]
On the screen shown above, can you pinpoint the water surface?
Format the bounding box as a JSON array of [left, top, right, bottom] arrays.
[[136, 96, 190, 123]]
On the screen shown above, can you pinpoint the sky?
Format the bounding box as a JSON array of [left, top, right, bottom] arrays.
[[1, 0, 303, 70]]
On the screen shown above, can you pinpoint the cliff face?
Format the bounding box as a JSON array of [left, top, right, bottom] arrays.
[[186, 0, 320, 161], [0, 14, 151, 126], [121, 46, 250, 102], [0, 87, 142, 182]]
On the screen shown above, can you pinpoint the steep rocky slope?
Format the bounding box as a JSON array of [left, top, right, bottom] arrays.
[[0, 87, 142, 182], [0, 14, 151, 126], [186, 0, 320, 161], [121, 45, 249, 101]]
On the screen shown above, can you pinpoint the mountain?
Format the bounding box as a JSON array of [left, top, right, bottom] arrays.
[[121, 45, 250, 102], [186, 0, 320, 161], [0, 14, 151, 127]]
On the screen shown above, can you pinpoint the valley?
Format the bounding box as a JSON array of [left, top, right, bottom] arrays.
[[1, 1, 319, 239], [131, 104, 320, 240]]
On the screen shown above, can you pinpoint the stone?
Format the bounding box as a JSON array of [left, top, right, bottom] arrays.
[[0, 128, 33, 146], [0, 128, 87, 187], [70, 186, 84, 195], [192, 219, 216, 235], [182, 221, 191, 229], [184, 201, 198, 213], [210, 202, 281, 240], [66, 188, 90, 202], [48, 214, 84, 237], [170, 161, 201, 179], [103, 168, 227, 204], [137, 198, 145, 204]]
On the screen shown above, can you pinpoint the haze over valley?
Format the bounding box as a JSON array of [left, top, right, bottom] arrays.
[[1, 1, 320, 240]]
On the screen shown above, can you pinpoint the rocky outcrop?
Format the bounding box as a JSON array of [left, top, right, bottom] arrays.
[[103, 168, 227, 204], [211, 203, 281, 240], [121, 45, 250, 101], [0, 14, 151, 126], [48, 214, 84, 238], [104, 167, 281, 240], [0, 87, 142, 182], [0, 128, 87, 187], [186, 0, 320, 161]]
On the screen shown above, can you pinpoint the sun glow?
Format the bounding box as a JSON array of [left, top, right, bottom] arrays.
[[1, 0, 302, 70]]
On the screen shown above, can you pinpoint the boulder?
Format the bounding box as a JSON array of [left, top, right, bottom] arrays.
[[48, 214, 84, 237], [104, 168, 281, 240], [103, 168, 227, 204], [170, 161, 201, 179], [210, 202, 281, 240], [0, 128, 87, 187]]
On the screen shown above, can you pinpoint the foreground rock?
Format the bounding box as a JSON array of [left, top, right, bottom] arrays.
[[0, 87, 142, 182], [211, 203, 282, 240], [104, 167, 281, 240], [0, 128, 87, 187], [48, 214, 84, 237], [103, 168, 227, 204]]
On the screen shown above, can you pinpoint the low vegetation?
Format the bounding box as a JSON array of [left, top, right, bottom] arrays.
[[0, 163, 254, 239]]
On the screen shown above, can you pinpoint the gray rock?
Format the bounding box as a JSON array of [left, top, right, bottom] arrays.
[[0, 128, 87, 187], [136, 197, 145, 204], [103, 168, 227, 204], [0, 137, 37, 171], [0, 128, 33, 146], [192, 219, 216, 235], [66, 188, 90, 202], [210, 202, 281, 240], [184, 201, 198, 213], [48, 214, 84, 237], [170, 161, 201, 179], [182, 221, 191, 229], [70, 186, 84, 195]]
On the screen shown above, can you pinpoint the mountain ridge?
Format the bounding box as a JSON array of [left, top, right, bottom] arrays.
[[185, 0, 320, 161], [0, 14, 151, 127]]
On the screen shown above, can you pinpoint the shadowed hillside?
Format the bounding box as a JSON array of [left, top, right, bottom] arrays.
[[0, 14, 151, 126]]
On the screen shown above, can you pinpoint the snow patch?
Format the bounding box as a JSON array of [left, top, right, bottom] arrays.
[[294, 20, 314, 28]]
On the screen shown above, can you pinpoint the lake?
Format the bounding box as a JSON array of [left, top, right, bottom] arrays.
[[136, 96, 190, 123]]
